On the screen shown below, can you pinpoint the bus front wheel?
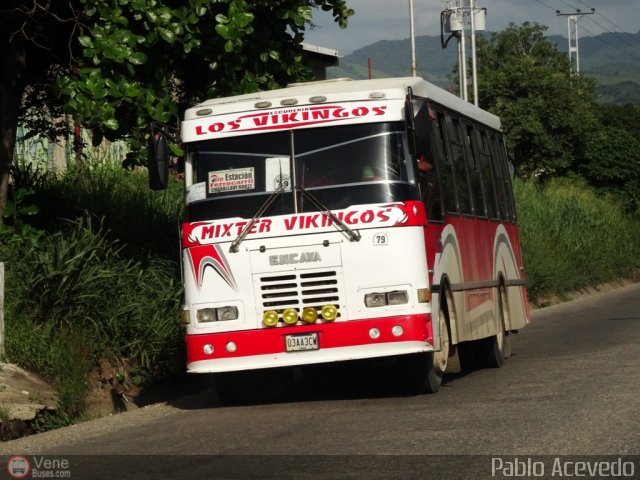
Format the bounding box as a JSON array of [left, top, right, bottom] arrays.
[[398, 306, 450, 394]]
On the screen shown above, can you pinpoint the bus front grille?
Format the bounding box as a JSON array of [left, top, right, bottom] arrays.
[[257, 269, 342, 325]]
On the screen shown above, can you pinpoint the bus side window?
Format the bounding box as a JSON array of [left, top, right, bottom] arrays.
[[489, 133, 512, 221], [432, 110, 457, 215], [464, 122, 487, 218], [477, 129, 499, 219], [445, 114, 473, 215]]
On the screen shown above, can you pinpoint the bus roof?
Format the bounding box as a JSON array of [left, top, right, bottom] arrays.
[[184, 77, 501, 131]]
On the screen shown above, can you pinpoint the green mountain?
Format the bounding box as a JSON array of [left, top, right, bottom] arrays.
[[329, 32, 640, 105]]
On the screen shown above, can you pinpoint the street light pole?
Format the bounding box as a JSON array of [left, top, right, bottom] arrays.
[[409, 0, 417, 76]]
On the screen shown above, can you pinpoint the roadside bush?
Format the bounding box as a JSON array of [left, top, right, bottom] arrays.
[[4, 214, 183, 379], [1, 161, 184, 420], [515, 177, 640, 304]]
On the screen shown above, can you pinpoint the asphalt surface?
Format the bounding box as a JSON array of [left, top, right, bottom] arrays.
[[1, 282, 639, 479]]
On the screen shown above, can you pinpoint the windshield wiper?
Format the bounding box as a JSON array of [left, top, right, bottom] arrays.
[[229, 184, 285, 253], [296, 186, 361, 242]]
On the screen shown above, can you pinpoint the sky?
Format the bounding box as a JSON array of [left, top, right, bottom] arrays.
[[304, 0, 640, 56]]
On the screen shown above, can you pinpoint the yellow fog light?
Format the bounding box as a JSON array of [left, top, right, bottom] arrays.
[[321, 304, 338, 321], [302, 307, 318, 324], [263, 310, 279, 327], [282, 308, 299, 325]]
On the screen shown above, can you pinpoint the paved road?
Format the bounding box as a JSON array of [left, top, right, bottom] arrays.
[[2, 283, 639, 479]]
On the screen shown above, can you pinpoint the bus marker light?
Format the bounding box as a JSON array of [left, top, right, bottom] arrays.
[[179, 310, 190, 325], [282, 308, 299, 325], [321, 304, 338, 321], [263, 310, 279, 327], [203, 344, 214, 355], [369, 328, 381, 339], [302, 307, 318, 324], [392, 325, 404, 337], [226, 342, 237, 353], [417, 288, 431, 303]]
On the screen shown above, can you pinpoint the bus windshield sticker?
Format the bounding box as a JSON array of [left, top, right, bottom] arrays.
[[208, 167, 255, 193], [186, 182, 206, 204], [265, 157, 292, 193]]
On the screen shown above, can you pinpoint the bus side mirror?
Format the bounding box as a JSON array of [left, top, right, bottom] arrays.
[[406, 97, 430, 156], [412, 99, 430, 154], [148, 130, 170, 190]]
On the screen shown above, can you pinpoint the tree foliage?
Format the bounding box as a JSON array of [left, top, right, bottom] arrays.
[[0, 0, 353, 224], [475, 22, 600, 179]]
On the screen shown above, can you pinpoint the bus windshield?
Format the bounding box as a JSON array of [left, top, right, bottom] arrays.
[[186, 122, 419, 222]]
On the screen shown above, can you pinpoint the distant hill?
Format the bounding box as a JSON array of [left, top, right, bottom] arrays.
[[329, 32, 640, 105]]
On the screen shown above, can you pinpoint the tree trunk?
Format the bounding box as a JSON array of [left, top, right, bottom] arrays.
[[0, 35, 27, 226]]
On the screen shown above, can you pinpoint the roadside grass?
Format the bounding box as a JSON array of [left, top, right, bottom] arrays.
[[515, 177, 640, 304], [1, 159, 184, 423]]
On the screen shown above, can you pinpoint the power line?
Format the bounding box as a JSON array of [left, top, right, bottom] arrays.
[[548, 1, 640, 68], [533, 0, 557, 14], [578, 22, 640, 66], [576, 0, 640, 48]]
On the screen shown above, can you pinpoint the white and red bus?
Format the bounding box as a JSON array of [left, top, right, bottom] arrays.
[[150, 76, 530, 399]]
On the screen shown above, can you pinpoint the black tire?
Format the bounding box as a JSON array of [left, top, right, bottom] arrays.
[[214, 372, 243, 405], [398, 304, 451, 394], [398, 351, 442, 394]]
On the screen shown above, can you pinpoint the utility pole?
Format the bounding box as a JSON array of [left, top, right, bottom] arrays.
[[441, 1, 486, 105], [556, 8, 595, 75], [409, 0, 417, 76]]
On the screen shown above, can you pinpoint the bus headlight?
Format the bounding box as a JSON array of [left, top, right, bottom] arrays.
[[364, 290, 409, 308], [282, 308, 299, 325], [216, 306, 239, 321], [364, 293, 386, 308], [197, 308, 216, 323], [387, 291, 408, 305], [197, 306, 239, 323]]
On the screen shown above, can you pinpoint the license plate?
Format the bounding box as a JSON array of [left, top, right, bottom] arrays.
[[285, 332, 319, 352]]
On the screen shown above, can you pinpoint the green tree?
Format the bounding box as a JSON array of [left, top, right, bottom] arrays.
[[0, 0, 353, 225], [581, 126, 640, 212], [475, 22, 600, 179]]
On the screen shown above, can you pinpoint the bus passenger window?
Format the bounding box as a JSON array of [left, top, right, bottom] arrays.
[[432, 110, 457, 215], [489, 133, 511, 221], [446, 115, 473, 215], [465, 123, 486, 217], [477, 129, 499, 219]]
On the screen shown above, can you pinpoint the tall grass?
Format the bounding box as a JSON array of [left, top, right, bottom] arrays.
[[515, 177, 640, 304], [1, 160, 184, 420]]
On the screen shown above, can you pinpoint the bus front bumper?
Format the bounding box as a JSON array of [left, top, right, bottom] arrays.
[[186, 314, 433, 373]]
